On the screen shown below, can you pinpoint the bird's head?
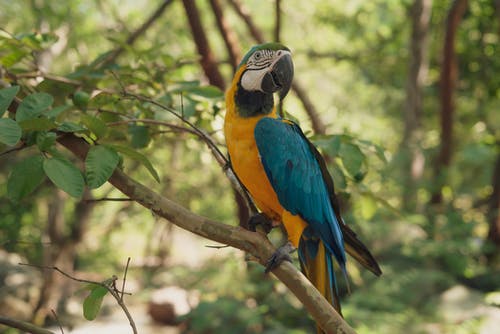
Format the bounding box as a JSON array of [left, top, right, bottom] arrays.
[[237, 43, 294, 101]]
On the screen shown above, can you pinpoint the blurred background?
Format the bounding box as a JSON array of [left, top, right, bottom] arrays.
[[0, 0, 499, 333]]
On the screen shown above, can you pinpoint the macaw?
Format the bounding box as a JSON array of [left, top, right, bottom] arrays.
[[224, 43, 381, 315]]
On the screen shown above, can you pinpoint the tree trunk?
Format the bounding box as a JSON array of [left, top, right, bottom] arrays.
[[486, 153, 500, 260], [181, 0, 226, 89], [209, 0, 242, 72], [430, 0, 468, 205], [401, 0, 432, 211], [182, 0, 251, 228]]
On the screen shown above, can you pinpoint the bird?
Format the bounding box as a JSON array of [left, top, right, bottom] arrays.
[[224, 42, 381, 316]]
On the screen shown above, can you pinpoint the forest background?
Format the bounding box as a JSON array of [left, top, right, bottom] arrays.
[[0, 0, 499, 333]]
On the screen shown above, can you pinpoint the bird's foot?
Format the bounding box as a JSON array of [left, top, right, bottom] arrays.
[[265, 242, 296, 273], [248, 212, 274, 233]]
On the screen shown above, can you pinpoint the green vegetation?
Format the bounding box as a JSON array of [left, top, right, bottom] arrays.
[[0, 0, 499, 333]]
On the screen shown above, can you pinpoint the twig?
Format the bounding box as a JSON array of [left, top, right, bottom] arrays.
[[209, 0, 242, 71], [107, 119, 203, 138], [274, 0, 281, 43], [181, 0, 226, 89], [120, 257, 131, 301], [205, 244, 230, 249], [0, 141, 27, 157], [50, 309, 64, 334], [19, 263, 137, 334], [84, 197, 135, 203], [0, 316, 55, 334]]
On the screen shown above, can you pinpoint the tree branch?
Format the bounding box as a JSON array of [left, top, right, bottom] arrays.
[[274, 0, 282, 43], [19, 263, 137, 334], [430, 0, 468, 205], [55, 133, 355, 334], [181, 0, 226, 89], [209, 0, 242, 72], [0, 316, 55, 334]]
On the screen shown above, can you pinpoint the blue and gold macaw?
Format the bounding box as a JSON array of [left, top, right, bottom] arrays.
[[224, 43, 381, 315]]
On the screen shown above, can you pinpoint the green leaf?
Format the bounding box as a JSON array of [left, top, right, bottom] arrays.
[[0, 86, 19, 117], [81, 114, 108, 139], [312, 135, 341, 157], [43, 157, 85, 198], [18, 118, 57, 131], [85, 146, 120, 188], [128, 124, 150, 148], [58, 122, 87, 133], [36, 131, 57, 151], [107, 144, 160, 182], [339, 142, 365, 177], [188, 85, 224, 99], [7, 155, 45, 202], [80, 115, 108, 138], [83, 284, 108, 321], [73, 91, 90, 109], [0, 118, 22, 146], [0, 49, 29, 68], [46, 104, 71, 119], [16, 93, 54, 122], [374, 144, 387, 163], [359, 195, 377, 220], [330, 164, 347, 190]]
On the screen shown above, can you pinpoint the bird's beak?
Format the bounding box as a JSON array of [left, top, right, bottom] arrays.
[[261, 52, 294, 99]]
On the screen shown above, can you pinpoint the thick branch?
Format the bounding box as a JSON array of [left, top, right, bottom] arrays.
[[209, 0, 242, 71], [487, 152, 500, 257], [182, 0, 226, 89], [431, 0, 468, 204], [55, 133, 354, 334], [400, 0, 432, 210], [227, 0, 266, 43], [274, 0, 282, 43]]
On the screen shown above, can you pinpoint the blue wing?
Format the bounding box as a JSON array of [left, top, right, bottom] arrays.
[[254, 117, 346, 268]]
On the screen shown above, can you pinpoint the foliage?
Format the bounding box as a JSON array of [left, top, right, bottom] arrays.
[[0, 0, 499, 333]]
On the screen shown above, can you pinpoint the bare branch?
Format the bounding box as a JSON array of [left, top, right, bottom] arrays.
[[120, 257, 131, 301], [0, 141, 27, 157], [84, 197, 135, 203], [19, 263, 137, 334], [431, 0, 468, 204], [181, 0, 226, 89], [274, 0, 282, 43], [209, 0, 242, 71], [0, 316, 55, 334], [50, 310, 64, 334], [227, 0, 266, 43]]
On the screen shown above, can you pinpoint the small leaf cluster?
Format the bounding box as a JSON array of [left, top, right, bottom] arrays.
[[312, 133, 387, 190], [0, 86, 159, 201]]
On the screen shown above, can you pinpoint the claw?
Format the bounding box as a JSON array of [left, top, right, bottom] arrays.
[[265, 242, 296, 273], [248, 212, 274, 233]]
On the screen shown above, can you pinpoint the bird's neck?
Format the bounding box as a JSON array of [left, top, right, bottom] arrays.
[[233, 83, 275, 118]]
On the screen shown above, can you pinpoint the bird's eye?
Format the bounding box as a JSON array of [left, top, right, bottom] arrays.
[[276, 50, 282, 56], [254, 51, 262, 60]]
